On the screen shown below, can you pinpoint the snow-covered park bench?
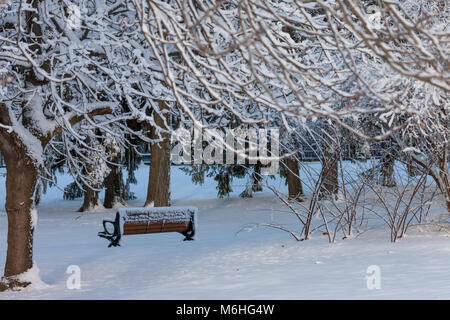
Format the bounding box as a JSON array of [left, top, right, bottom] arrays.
[[98, 207, 197, 247]]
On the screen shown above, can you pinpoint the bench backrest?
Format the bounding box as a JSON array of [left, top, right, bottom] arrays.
[[99, 206, 198, 247], [117, 206, 197, 225]]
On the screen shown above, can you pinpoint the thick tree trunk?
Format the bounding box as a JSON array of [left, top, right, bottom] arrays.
[[4, 160, 36, 277], [145, 102, 171, 207], [78, 186, 100, 212], [104, 159, 125, 209], [319, 148, 339, 200], [252, 163, 263, 192], [285, 157, 305, 202], [0, 121, 37, 291]]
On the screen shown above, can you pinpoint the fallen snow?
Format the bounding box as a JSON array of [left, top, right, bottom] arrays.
[[118, 206, 197, 224], [9, 262, 50, 292], [30, 208, 38, 230], [0, 164, 449, 299]]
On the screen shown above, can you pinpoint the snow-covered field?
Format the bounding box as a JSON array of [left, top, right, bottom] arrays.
[[0, 164, 450, 300]]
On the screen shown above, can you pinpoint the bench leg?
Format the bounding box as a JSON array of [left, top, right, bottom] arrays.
[[181, 221, 195, 241]]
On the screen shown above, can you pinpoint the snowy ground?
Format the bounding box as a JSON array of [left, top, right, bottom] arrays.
[[0, 164, 450, 299]]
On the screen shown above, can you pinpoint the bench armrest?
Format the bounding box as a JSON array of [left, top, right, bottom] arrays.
[[98, 212, 122, 247]]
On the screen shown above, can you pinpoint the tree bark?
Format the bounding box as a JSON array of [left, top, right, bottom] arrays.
[[145, 102, 171, 207], [252, 163, 263, 192], [0, 110, 37, 291], [319, 147, 339, 200], [284, 156, 305, 202], [407, 160, 420, 177], [77, 135, 102, 212], [78, 186, 100, 212], [104, 159, 125, 209], [380, 152, 396, 187]]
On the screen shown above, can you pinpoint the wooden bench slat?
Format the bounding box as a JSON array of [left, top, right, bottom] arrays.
[[123, 225, 189, 231], [145, 228, 187, 234], [124, 222, 189, 228], [123, 222, 190, 235], [147, 226, 189, 232], [123, 230, 148, 235]]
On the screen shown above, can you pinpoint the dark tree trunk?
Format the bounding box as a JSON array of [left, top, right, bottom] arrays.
[[380, 152, 396, 187], [4, 159, 36, 277], [0, 108, 37, 291], [284, 156, 305, 202], [319, 148, 339, 200], [104, 159, 125, 209], [407, 160, 420, 177], [77, 135, 101, 212], [252, 163, 263, 192], [145, 101, 171, 207], [78, 186, 100, 212]]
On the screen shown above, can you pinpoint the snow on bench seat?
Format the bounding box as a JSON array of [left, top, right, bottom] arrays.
[[98, 206, 197, 247]]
